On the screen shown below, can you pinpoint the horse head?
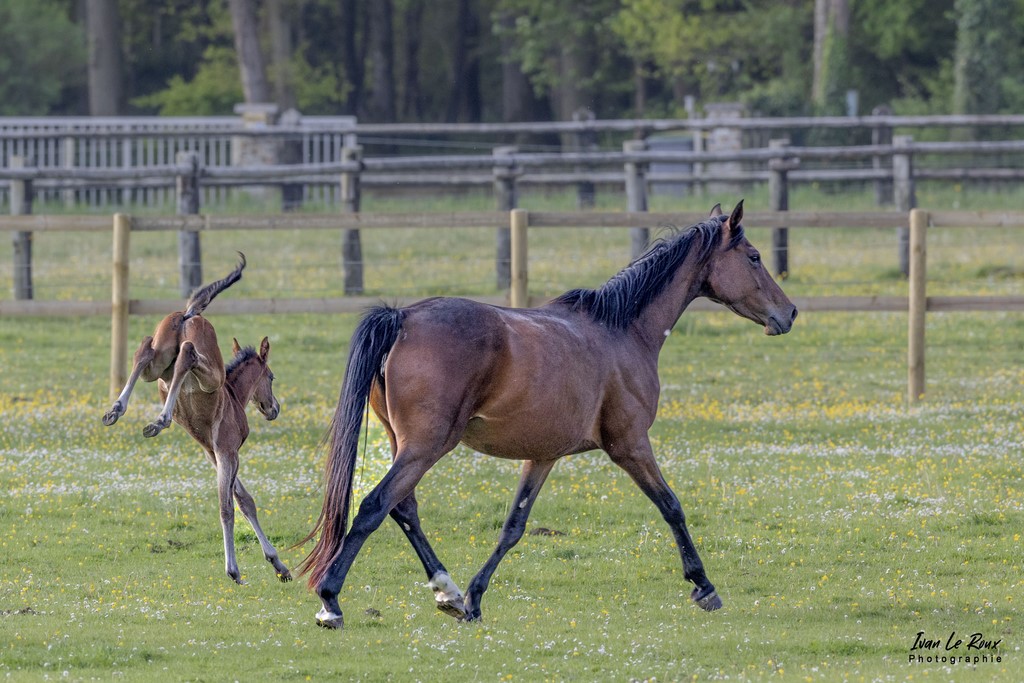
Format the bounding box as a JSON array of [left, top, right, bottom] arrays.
[[702, 201, 798, 336]]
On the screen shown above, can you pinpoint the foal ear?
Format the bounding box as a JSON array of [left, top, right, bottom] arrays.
[[259, 336, 271, 362], [709, 203, 723, 218], [231, 337, 241, 355]]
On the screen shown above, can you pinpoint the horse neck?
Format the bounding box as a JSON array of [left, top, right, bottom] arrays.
[[631, 249, 707, 351]]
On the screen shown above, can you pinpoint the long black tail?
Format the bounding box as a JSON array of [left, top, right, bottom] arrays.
[[182, 253, 246, 319], [296, 305, 404, 589]]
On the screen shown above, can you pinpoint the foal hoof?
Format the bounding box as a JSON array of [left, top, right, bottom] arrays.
[[102, 405, 123, 426], [692, 587, 723, 612], [435, 596, 467, 621], [316, 607, 344, 630], [277, 570, 293, 583], [142, 421, 166, 438]]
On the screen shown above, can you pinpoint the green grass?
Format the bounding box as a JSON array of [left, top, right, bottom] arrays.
[[1, 186, 1022, 681]]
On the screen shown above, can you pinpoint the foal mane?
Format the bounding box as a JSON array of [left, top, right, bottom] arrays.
[[225, 346, 258, 380], [553, 216, 741, 330]]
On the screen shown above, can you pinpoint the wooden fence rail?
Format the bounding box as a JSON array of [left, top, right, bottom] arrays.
[[1, 209, 1021, 406]]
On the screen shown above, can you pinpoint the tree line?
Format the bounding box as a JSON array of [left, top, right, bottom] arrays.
[[2, 0, 1022, 123]]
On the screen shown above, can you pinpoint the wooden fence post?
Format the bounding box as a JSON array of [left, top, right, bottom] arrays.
[[907, 208, 928, 404], [10, 155, 33, 300], [624, 139, 649, 259], [340, 141, 364, 295], [493, 146, 518, 290], [510, 209, 528, 308], [176, 151, 202, 297], [768, 139, 798, 279], [573, 109, 597, 209], [893, 135, 916, 277], [110, 213, 131, 401], [871, 104, 893, 206]]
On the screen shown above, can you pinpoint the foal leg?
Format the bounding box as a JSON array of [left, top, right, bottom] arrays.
[[103, 335, 158, 426], [144, 340, 221, 438], [607, 439, 721, 611], [215, 451, 245, 584], [462, 459, 556, 622], [390, 493, 466, 618], [233, 477, 293, 582]]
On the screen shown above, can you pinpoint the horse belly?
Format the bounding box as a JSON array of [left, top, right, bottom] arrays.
[[461, 396, 600, 460]]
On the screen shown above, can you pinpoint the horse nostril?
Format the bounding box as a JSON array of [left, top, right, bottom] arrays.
[[790, 307, 799, 322]]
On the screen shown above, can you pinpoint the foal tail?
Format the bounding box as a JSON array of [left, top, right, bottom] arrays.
[[296, 305, 404, 590], [182, 252, 246, 320]]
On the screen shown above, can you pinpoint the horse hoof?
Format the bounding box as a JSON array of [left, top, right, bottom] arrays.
[[277, 570, 293, 583], [436, 597, 466, 621], [316, 607, 344, 630], [692, 588, 723, 612], [102, 407, 122, 426]]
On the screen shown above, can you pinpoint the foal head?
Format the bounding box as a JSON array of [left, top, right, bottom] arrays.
[[229, 337, 280, 420], [702, 201, 798, 336]]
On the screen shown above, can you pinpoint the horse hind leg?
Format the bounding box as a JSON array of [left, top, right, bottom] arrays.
[[315, 449, 442, 629], [233, 478, 292, 582], [462, 459, 556, 622], [103, 335, 159, 426], [390, 493, 466, 618]]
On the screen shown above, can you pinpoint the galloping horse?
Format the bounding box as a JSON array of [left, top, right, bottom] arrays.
[[299, 202, 796, 628], [103, 255, 292, 583]]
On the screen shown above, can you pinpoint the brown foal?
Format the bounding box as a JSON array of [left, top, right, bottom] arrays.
[[299, 201, 797, 629], [103, 255, 291, 583]]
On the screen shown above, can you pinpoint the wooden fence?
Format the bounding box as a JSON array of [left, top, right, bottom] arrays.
[[5, 132, 1024, 300], [1, 209, 1021, 406]]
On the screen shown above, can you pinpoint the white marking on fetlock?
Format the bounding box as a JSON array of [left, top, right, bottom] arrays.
[[316, 606, 343, 621], [428, 571, 464, 603]]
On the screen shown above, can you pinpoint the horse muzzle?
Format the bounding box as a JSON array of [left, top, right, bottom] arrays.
[[260, 401, 280, 421], [764, 306, 798, 336]]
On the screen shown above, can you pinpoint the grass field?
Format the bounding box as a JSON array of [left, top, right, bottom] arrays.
[[1, 186, 1022, 681]]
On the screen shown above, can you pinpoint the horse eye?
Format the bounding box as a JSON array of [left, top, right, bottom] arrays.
[[749, 253, 761, 264]]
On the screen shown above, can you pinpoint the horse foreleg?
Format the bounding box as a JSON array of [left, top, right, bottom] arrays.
[[233, 477, 292, 582], [462, 459, 556, 622], [390, 493, 465, 618], [607, 439, 721, 612], [143, 340, 198, 438], [216, 452, 245, 584], [103, 335, 157, 426]]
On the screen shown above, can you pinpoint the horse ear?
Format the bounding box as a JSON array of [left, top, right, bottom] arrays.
[[709, 203, 723, 218], [259, 336, 270, 362], [721, 200, 744, 243], [231, 337, 241, 355]]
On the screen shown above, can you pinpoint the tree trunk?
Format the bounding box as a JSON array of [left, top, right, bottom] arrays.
[[267, 0, 297, 109], [86, 0, 124, 115], [446, 0, 471, 122], [341, 0, 364, 115], [401, 0, 425, 120], [499, 12, 530, 123], [228, 0, 271, 103], [366, 0, 397, 121], [812, 0, 850, 107]]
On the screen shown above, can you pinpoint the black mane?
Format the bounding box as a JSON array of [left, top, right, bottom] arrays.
[[225, 346, 258, 379], [552, 216, 741, 330]]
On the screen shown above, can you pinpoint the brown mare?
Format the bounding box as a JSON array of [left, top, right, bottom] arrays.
[[103, 255, 292, 584], [299, 202, 796, 628]]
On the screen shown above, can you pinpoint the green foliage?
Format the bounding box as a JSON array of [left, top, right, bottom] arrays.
[[132, 46, 243, 116], [952, 0, 1024, 115], [0, 0, 84, 115]]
